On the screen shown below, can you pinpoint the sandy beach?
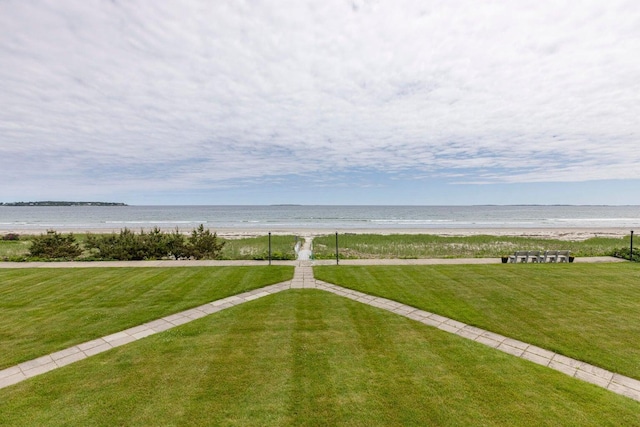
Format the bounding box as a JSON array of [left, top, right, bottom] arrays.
[[2, 226, 633, 241]]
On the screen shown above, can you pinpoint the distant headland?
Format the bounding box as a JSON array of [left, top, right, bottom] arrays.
[[1, 201, 127, 206]]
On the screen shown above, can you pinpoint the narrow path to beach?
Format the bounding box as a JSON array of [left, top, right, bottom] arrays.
[[296, 234, 313, 261], [1, 263, 639, 403]]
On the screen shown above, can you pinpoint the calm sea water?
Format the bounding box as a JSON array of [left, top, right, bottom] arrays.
[[0, 205, 638, 232]]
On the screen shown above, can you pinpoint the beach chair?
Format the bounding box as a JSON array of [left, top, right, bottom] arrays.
[[543, 250, 558, 263], [528, 251, 542, 263], [509, 251, 529, 263], [557, 250, 571, 263]]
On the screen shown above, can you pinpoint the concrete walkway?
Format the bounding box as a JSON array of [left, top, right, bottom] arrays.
[[296, 234, 313, 261], [1, 262, 639, 403], [0, 256, 624, 269]]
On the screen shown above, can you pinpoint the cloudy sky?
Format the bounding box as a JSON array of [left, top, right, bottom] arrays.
[[1, 0, 639, 205]]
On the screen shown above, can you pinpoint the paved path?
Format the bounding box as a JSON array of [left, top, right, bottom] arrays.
[[296, 234, 313, 261], [1, 262, 639, 403], [0, 256, 624, 268]]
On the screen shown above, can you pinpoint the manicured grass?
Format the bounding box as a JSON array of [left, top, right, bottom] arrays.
[[312, 233, 630, 259], [1, 290, 638, 426], [221, 235, 298, 260], [0, 266, 293, 369], [314, 263, 640, 380]]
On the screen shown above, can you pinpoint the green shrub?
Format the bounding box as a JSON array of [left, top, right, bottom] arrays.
[[84, 225, 224, 261], [165, 228, 189, 260], [85, 227, 179, 260], [140, 227, 171, 259], [612, 247, 640, 262], [85, 229, 147, 260], [186, 224, 225, 260], [2, 233, 20, 241], [28, 230, 82, 260]]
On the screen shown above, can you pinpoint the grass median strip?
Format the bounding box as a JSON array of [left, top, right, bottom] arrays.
[[1, 290, 639, 426], [0, 266, 293, 369], [314, 263, 640, 380]]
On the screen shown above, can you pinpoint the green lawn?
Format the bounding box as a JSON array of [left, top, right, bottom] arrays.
[[312, 233, 630, 259], [314, 263, 640, 380], [1, 290, 639, 426], [0, 266, 293, 369]]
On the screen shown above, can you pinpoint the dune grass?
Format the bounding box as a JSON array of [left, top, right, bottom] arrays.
[[1, 290, 639, 426], [314, 263, 640, 380], [312, 233, 630, 259], [220, 235, 298, 260], [0, 266, 293, 369], [0, 238, 31, 260]]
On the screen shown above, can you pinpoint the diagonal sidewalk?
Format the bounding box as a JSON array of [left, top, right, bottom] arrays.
[[2, 265, 639, 403]]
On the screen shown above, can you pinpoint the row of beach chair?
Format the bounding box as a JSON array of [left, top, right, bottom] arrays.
[[508, 250, 571, 263]]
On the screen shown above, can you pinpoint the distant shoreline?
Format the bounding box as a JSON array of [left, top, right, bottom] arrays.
[[0, 201, 127, 207]]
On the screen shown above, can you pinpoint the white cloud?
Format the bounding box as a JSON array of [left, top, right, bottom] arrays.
[[1, 0, 639, 202]]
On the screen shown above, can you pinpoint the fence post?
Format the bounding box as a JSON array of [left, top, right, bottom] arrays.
[[631, 230, 634, 261], [268, 232, 272, 266], [335, 232, 339, 265]]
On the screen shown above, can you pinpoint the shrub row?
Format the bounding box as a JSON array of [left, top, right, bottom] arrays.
[[612, 247, 640, 262], [28, 231, 82, 259], [28, 225, 225, 261]]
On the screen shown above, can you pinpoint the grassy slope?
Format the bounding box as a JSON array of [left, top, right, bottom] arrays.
[[315, 263, 640, 380], [0, 266, 293, 368], [1, 290, 638, 426]]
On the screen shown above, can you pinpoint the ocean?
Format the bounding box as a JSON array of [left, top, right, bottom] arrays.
[[0, 205, 638, 232]]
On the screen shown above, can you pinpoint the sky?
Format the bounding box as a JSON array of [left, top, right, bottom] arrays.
[[1, 0, 639, 206]]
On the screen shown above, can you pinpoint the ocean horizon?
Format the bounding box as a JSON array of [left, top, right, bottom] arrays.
[[1, 205, 638, 232]]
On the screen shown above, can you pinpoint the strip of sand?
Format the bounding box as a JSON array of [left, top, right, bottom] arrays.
[[2, 226, 632, 241]]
